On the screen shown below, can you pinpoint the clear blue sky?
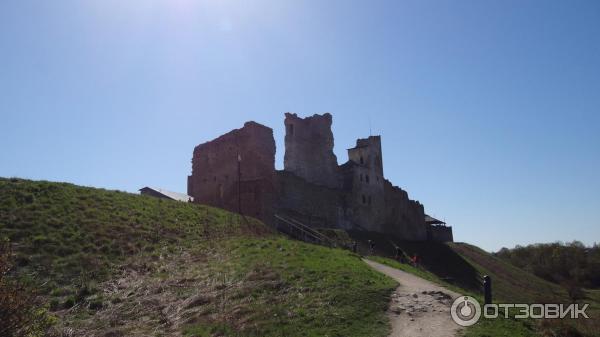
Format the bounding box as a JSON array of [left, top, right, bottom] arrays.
[[1, 1, 599, 251]]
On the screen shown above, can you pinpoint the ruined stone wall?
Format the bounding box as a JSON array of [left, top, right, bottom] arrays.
[[188, 113, 449, 242], [347, 136, 384, 177], [188, 121, 276, 222], [342, 136, 387, 232], [274, 170, 344, 228], [427, 224, 454, 242], [283, 113, 340, 188], [382, 180, 427, 240]]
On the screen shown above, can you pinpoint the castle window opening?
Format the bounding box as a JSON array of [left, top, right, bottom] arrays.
[[360, 156, 364, 164], [366, 175, 370, 184], [288, 124, 294, 135], [362, 194, 366, 204]]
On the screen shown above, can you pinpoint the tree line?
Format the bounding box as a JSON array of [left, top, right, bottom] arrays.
[[495, 241, 600, 297]]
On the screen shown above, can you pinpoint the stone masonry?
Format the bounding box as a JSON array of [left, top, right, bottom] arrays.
[[284, 113, 340, 189], [188, 113, 452, 242], [188, 122, 276, 221]]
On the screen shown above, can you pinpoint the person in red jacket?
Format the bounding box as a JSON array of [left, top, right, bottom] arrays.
[[411, 254, 420, 267]]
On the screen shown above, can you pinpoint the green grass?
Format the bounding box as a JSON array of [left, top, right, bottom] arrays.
[[0, 177, 261, 294], [366, 247, 599, 337], [4, 177, 596, 337], [316, 228, 354, 248], [366, 255, 468, 296], [462, 317, 537, 337], [366, 255, 539, 337], [449, 243, 569, 304], [347, 230, 483, 292], [371, 244, 599, 337], [186, 238, 397, 337], [449, 243, 599, 337], [0, 177, 396, 337]]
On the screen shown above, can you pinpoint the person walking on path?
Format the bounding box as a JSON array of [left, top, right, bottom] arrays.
[[369, 240, 376, 255]]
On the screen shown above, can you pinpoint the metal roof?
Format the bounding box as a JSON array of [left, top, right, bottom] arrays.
[[139, 187, 192, 202]]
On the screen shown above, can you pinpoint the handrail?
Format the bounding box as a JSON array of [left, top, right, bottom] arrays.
[[275, 214, 328, 242], [285, 217, 332, 243], [274, 215, 322, 243], [273, 214, 333, 246]]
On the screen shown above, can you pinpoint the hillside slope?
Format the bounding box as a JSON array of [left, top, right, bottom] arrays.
[[359, 233, 598, 337], [0, 178, 396, 337], [450, 243, 599, 337], [449, 243, 568, 303]]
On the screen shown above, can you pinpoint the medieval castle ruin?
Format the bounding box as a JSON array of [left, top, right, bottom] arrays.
[[187, 113, 453, 242]]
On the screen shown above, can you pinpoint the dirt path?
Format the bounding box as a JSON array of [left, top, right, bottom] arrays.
[[364, 259, 463, 337]]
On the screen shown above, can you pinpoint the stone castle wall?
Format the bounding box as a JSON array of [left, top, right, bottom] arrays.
[[382, 181, 427, 240], [283, 113, 340, 189], [342, 136, 387, 232], [427, 224, 454, 242], [274, 170, 343, 228], [188, 121, 276, 221], [188, 113, 451, 242]]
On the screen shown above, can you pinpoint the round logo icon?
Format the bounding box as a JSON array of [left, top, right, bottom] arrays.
[[451, 296, 481, 326]]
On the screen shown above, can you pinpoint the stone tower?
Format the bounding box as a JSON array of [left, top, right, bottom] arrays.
[[283, 113, 340, 188], [188, 112, 446, 242], [344, 136, 387, 231], [187, 121, 276, 221]]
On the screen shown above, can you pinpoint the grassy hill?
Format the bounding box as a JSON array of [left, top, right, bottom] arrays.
[[361, 234, 598, 337], [2, 177, 597, 337], [449, 243, 568, 303], [450, 243, 599, 337], [0, 178, 396, 337]]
